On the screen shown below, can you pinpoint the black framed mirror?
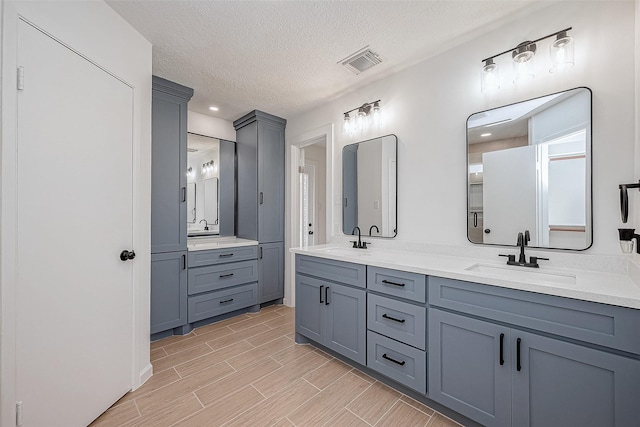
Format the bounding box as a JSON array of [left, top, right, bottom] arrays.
[[342, 134, 397, 238], [467, 87, 592, 250]]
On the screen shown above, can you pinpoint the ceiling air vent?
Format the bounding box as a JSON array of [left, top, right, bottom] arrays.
[[339, 46, 382, 75]]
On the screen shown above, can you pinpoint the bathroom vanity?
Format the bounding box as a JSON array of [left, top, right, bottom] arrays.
[[292, 245, 640, 427]]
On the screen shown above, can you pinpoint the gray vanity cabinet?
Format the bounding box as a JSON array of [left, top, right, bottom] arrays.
[[150, 251, 187, 335], [428, 277, 640, 427], [259, 242, 284, 304], [295, 255, 366, 365], [234, 110, 286, 303], [151, 76, 193, 254]]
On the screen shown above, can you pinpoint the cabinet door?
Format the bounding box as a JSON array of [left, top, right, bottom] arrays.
[[512, 330, 640, 427], [151, 90, 187, 253], [151, 251, 187, 334], [236, 122, 258, 240], [295, 274, 323, 343], [324, 282, 366, 365], [257, 120, 284, 243], [259, 242, 284, 303], [429, 309, 511, 427]]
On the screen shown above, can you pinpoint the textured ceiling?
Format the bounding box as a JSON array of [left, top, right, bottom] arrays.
[[107, 1, 542, 121]]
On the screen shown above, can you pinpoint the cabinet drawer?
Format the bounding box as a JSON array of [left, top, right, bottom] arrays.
[[367, 331, 427, 394], [429, 276, 640, 355], [188, 283, 258, 323], [296, 255, 366, 288], [188, 260, 258, 295], [368, 294, 426, 350], [368, 266, 426, 303], [188, 245, 258, 267]]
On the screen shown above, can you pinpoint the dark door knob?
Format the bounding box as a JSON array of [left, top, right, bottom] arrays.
[[484, 229, 491, 234], [120, 250, 136, 261]]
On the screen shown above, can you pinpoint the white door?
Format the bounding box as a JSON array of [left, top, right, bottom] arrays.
[[483, 145, 538, 245], [16, 20, 134, 426], [303, 162, 317, 246]]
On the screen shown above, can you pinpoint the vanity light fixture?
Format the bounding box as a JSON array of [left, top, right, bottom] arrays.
[[186, 167, 195, 180], [209, 106, 219, 111], [480, 133, 492, 137], [201, 160, 215, 175], [342, 100, 382, 135], [481, 27, 573, 91]]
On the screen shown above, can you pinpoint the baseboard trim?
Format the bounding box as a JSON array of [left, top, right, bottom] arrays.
[[136, 363, 153, 390]]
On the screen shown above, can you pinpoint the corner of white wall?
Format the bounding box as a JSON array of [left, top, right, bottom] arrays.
[[633, 0, 640, 263]]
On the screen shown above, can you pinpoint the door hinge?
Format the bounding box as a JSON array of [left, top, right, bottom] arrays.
[[17, 66, 24, 91], [16, 401, 23, 426]]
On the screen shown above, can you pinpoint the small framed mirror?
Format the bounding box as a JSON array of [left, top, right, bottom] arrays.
[[187, 132, 236, 236], [467, 87, 592, 250], [342, 134, 397, 238]]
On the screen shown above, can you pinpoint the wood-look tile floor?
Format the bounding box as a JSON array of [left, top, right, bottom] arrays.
[[90, 305, 462, 427]]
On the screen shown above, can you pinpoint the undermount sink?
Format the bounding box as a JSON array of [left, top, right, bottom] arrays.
[[465, 263, 577, 285]]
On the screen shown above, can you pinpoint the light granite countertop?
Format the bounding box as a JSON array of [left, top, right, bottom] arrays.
[[291, 244, 640, 310], [188, 236, 258, 251]]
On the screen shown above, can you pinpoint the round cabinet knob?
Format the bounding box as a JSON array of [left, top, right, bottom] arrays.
[[120, 250, 136, 261], [484, 229, 491, 234]]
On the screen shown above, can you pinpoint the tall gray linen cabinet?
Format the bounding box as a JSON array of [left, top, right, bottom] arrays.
[[150, 76, 193, 336], [233, 110, 286, 304]]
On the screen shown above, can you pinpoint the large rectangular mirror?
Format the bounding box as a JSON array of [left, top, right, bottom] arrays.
[[467, 87, 592, 250], [187, 133, 236, 237], [343, 134, 397, 238]]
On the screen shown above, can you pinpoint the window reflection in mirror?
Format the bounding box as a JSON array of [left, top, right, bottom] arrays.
[[342, 134, 397, 238], [467, 87, 592, 250], [187, 133, 236, 236]]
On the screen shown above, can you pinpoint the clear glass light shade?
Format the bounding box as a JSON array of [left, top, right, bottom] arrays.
[[550, 34, 574, 73], [481, 60, 500, 93], [512, 43, 536, 84], [343, 113, 351, 135], [513, 55, 535, 83]]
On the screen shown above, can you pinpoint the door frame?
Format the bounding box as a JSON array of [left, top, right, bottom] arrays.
[[287, 124, 333, 307], [0, 3, 152, 425]]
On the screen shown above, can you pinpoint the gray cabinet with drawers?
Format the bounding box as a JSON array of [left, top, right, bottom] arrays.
[[365, 266, 428, 394], [295, 252, 640, 426], [187, 246, 259, 324]]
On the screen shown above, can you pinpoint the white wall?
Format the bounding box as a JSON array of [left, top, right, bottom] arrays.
[[286, 1, 636, 258], [1, 1, 152, 425], [188, 110, 235, 141]]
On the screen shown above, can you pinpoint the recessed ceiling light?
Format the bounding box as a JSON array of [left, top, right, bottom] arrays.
[[480, 133, 492, 137], [209, 106, 219, 111]]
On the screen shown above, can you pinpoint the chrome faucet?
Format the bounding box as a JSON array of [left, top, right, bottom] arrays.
[[199, 219, 209, 231], [369, 225, 379, 236], [351, 226, 369, 249], [500, 230, 548, 268]]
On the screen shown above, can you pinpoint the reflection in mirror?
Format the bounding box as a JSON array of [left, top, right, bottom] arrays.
[[204, 178, 219, 226], [187, 133, 236, 236], [187, 182, 196, 223], [342, 134, 397, 238], [467, 87, 591, 250]]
